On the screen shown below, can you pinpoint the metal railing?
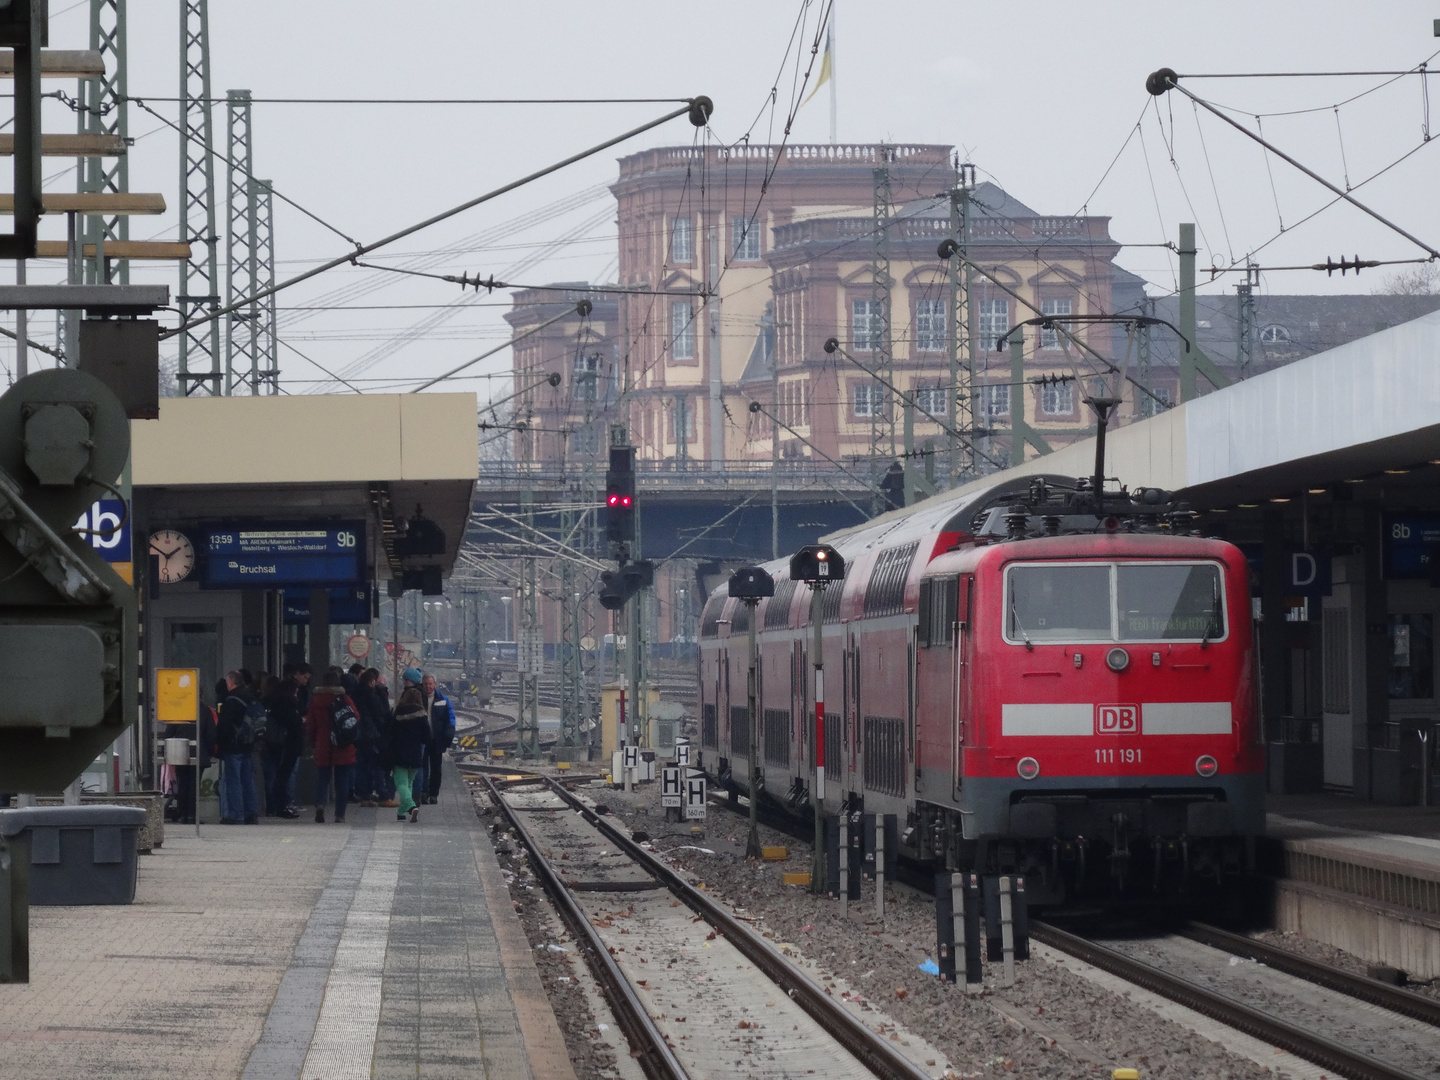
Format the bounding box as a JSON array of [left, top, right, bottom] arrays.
[[616, 142, 952, 180], [475, 457, 878, 491], [771, 212, 1100, 253]]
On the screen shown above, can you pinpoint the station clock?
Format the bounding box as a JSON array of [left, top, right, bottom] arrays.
[[148, 529, 195, 583]]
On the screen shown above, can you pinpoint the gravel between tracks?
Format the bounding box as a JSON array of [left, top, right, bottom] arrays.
[[578, 783, 1297, 1080]]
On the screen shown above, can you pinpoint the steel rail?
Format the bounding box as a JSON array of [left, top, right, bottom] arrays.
[[539, 777, 933, 1080], [1031, 920, 1430, 1080], [1179, 920, 1440, 1029], [482, 775, 689, 1080]]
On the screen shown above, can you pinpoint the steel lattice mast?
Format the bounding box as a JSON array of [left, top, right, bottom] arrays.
[[869, 148, 895, 507], [946, 161, 977, 484], [224, 90, 279, 395], [81, 0, 128, 285], [178, 0, 221, 395], [253, 179, 280, 393]]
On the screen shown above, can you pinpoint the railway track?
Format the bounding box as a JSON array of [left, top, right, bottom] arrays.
[[1177, 920, 1440, 1030], [484, 773, 941, 1080], [1031, 920, 1438, 1080]]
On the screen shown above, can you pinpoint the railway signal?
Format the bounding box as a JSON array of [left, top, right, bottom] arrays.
[[598, 559, 653, 610], [604, 444, 636, 549], [789, 545, 844, 891], [790, 544, 845, 583], [729, 565, 774, 859]]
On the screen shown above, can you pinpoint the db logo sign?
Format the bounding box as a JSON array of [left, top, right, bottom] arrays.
[[1095, 704, 1139, 735]]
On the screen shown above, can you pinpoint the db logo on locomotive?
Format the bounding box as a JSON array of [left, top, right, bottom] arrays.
[[1095, 704, 1139, 735]]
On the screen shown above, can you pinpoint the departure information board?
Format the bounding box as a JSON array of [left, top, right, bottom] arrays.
[[200, 521, 364, 587]]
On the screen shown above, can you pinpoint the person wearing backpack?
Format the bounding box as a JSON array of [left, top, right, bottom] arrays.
[[304, 667, 361, 824], [217, 670, 261, 825], [389, 688, 430, 823]]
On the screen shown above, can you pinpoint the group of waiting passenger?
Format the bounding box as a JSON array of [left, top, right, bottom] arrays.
[[197, 662, 455, 826]]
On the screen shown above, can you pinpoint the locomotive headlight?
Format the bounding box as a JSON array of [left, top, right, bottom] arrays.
[[1017, 756, 1041, 780], [1106, 647, 1130, 672], [1195, 754, 1219, 778]]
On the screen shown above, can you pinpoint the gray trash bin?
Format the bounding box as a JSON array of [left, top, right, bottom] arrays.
[[0, 805, 146, 905]]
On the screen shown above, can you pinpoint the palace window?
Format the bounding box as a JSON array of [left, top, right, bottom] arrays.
[[853, 382, 885, 418], [1040, 297, 1072, 350], [978, 383, 1010, 419], [670, 216, 693, 263], [978, 298, 1009, 351], [1040, 380, 1074, 415], [731, 215, 761, 261], [852, 299, 883, 351], [913, 385, 948, 417], [671, 301, 696, 360], [914, 298, 946, 352]]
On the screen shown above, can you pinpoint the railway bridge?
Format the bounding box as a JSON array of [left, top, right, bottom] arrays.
[[467, 458, 876, 562]]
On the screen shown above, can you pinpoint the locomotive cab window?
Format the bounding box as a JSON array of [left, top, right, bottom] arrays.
[[1006, 564, 1110, 642], [1117, 563, 1224, 641], [1004, 561, 1226, 645]]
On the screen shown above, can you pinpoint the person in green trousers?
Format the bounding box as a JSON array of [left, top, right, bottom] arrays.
[[390, 688, 430, 823]]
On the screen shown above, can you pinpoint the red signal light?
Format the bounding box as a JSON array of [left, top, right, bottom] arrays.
[[620, 495, 632, 507], [607, 493, 620, 507]]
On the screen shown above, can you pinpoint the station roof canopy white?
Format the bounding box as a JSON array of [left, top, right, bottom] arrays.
[[131, 393, 478, 575]]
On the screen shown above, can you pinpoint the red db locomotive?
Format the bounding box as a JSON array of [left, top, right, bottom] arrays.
[[698, 475, 1263, 903]]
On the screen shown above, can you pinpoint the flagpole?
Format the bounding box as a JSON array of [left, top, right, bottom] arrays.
[[828, 11, 837, 143]]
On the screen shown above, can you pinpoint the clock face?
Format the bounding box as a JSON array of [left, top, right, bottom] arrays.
[[148, 529, 196, 583]]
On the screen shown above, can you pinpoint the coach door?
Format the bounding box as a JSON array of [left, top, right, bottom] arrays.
[[953, 575, 974, 798]]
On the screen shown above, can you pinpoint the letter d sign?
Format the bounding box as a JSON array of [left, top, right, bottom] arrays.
[[1291, 552, 1317, 588]]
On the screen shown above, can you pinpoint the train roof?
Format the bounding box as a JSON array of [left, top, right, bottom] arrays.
[[920, 531, 1246, 577], [818, 473, 1079, 563]]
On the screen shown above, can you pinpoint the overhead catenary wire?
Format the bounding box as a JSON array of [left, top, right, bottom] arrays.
[[347, 259, 710, 298], [124, 95, 695, 105], [1148, 70, 1440, 261], [121, 96, 363, 249], [158, 98, 712, 343]]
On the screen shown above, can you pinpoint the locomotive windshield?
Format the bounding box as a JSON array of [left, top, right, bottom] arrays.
[[1006, 561, 1225, 644]]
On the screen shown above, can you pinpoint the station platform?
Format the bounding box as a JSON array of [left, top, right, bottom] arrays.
[[1262, 791, 1440, 979], [0, 760, 575, 1080]]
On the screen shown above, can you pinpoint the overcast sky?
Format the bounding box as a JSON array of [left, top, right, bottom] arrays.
[[10, 0, 1440, 397]]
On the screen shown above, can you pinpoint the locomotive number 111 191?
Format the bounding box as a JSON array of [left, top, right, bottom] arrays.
[[1095, 747, 1142, 764]]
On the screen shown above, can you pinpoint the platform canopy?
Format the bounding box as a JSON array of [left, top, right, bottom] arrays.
[[131, 392, 478, 577]]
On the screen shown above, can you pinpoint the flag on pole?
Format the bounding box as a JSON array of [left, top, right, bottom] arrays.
[[801, 29, 833, 108]]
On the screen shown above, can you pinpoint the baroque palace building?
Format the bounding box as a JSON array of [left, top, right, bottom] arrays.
[[504, 142, 1129, 479]]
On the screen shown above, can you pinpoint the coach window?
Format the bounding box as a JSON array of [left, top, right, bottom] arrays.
[[918, 576, 959, 647]]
